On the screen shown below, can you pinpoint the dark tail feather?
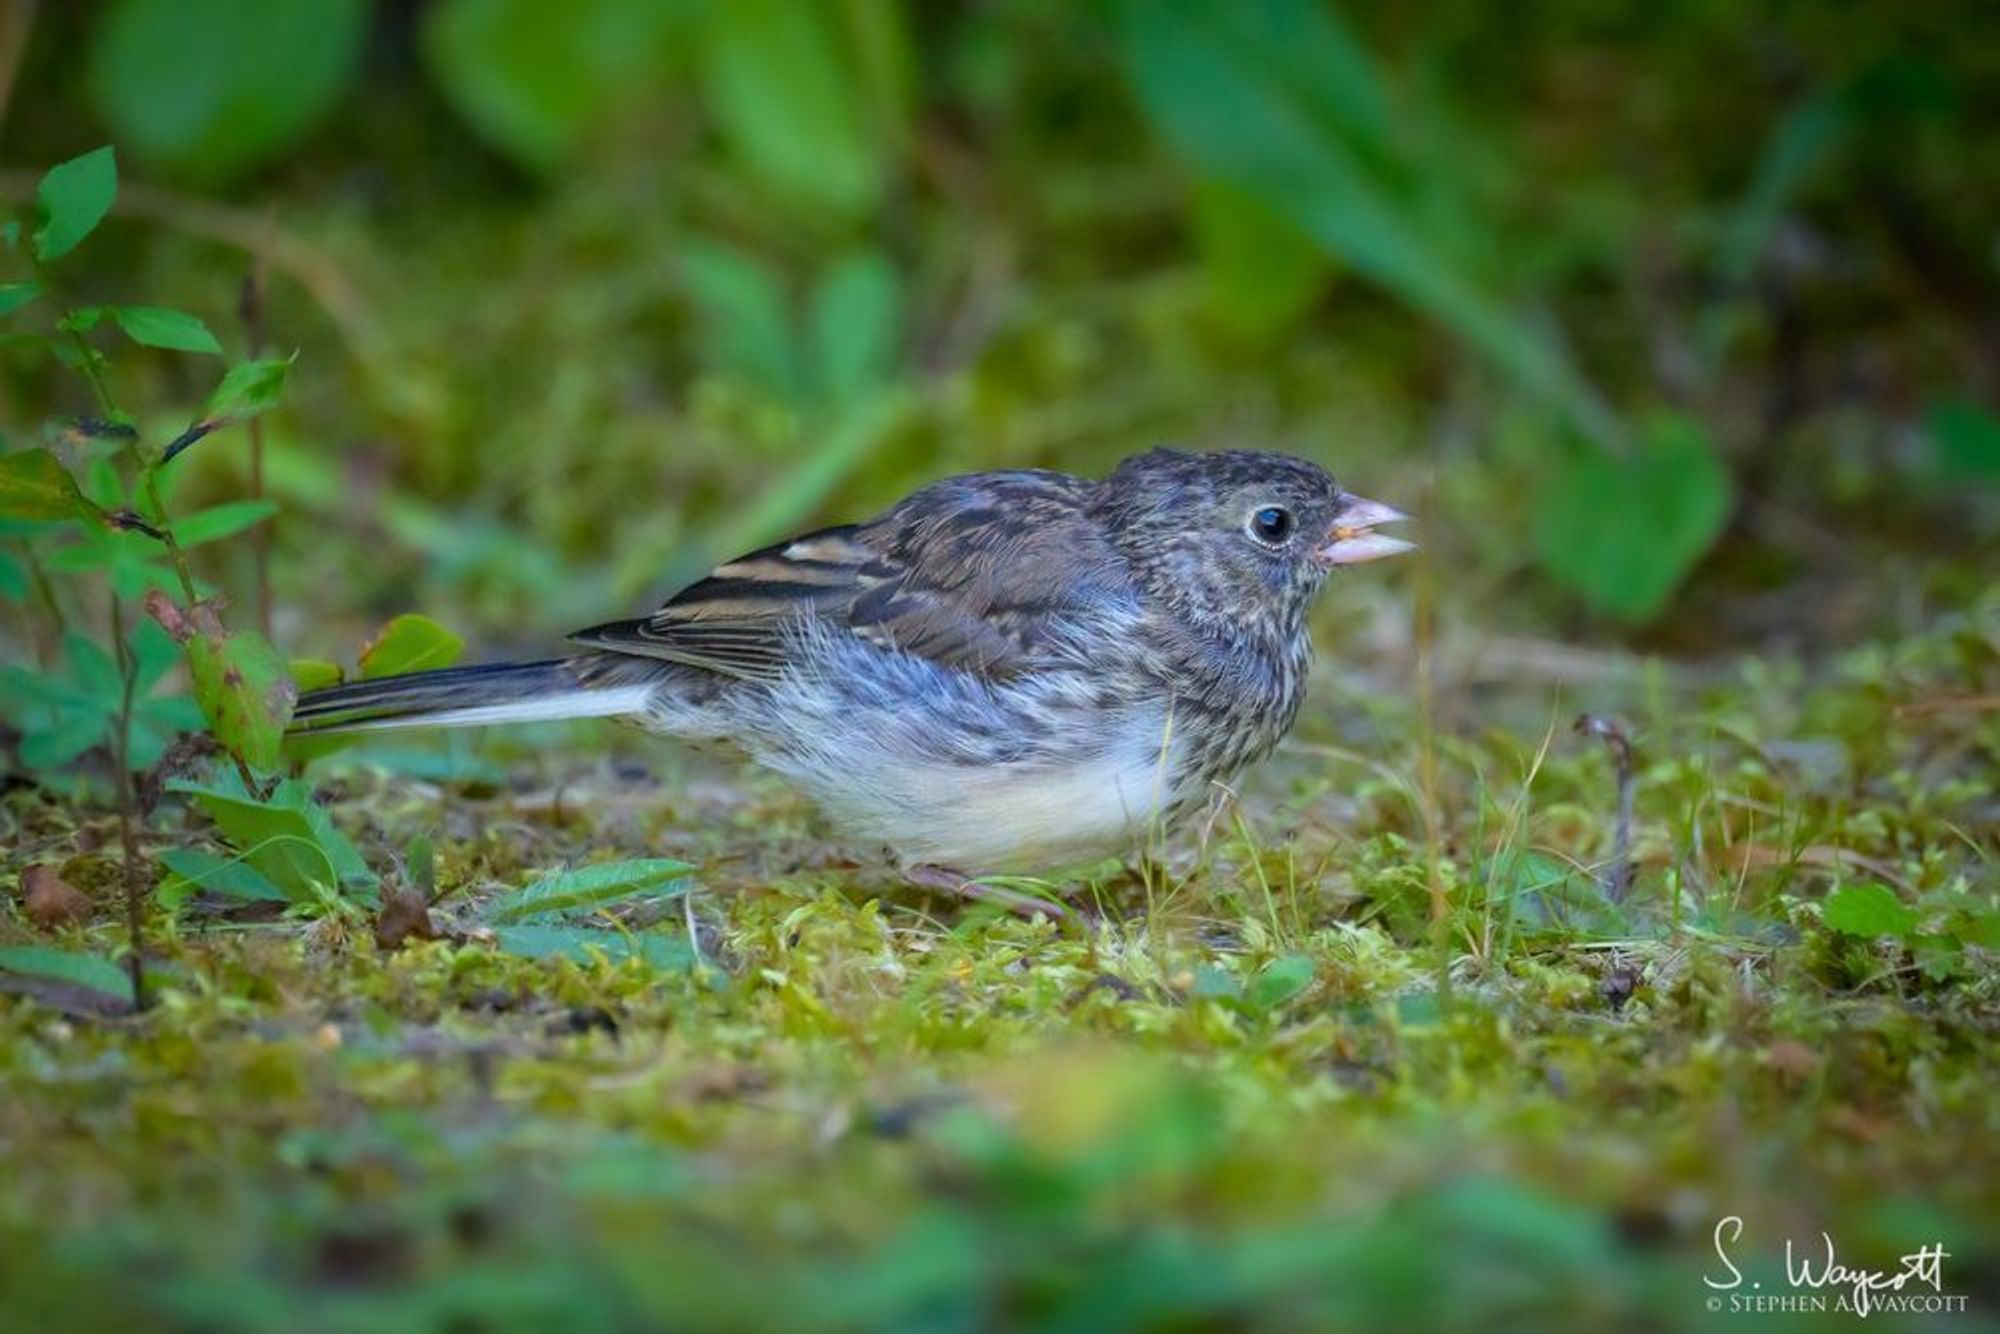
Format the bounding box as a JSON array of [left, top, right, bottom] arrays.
[[289, 659, 654, 735]]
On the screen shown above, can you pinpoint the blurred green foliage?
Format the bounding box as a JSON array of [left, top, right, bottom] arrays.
[[422, 0, 689, 173], [0, 622, 197, 774], [88, 0, 369, 187], [0, 0, 1988, 640], [1, 143, 304, 809]]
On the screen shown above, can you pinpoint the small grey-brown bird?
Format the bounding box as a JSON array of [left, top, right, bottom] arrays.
[[292, 448, 1410, 886]]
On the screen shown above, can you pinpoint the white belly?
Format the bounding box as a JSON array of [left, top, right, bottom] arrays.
[[777, 702, 1186, 872]]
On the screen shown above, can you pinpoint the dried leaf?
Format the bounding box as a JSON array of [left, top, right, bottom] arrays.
[[20, 865, 93, 930], [374, 882, 439, 951]]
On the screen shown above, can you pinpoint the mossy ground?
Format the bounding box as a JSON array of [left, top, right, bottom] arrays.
[[2, 9, 1996, 1322], [4, 589, 1993, 1332]]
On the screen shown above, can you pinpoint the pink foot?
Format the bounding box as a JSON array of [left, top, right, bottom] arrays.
[[904, 864, 1080, 925]]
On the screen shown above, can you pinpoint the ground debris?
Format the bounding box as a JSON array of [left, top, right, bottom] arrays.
[[18, 864, 93, 930]]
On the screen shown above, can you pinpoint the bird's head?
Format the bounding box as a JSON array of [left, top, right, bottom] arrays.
[[1097, 447, 1413, 639]]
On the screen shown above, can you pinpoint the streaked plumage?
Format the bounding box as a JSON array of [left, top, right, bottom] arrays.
[[292, 448, 1411, 874]]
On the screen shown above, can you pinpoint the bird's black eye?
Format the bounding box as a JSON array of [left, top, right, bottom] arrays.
[[1248, 505, 1294, 544]]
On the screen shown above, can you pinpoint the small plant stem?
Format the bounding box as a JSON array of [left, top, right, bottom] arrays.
[[26, 251, 117, 416], [138, 470, 255, 797], [61, 317, 115, 415], [138, 468, 200, 607], [106, 592, 148, 1011], [1411, 476, 1452, 1011], [133, 432, 251, 866], [21, 542, 64, 656], [1233, 811, 1284, 947], [31, 261, 160, 1009], [239, 257, 272, 637], [1573, 715, 1637, 902]]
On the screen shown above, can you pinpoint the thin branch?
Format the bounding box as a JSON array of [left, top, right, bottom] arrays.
[[136, 474, 199, 607], [240, 245, 273, 636], [106, 593, 149, 1012], [27, 274, 115, 415], [1574, 714, 1637, 903]]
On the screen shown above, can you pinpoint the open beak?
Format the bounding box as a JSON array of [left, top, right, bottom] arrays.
[[1316, 495, 1415, 566]]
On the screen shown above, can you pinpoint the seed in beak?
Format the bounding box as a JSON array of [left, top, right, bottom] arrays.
[[1318, 496, 1414, 566]]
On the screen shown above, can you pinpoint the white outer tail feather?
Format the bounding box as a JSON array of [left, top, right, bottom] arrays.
[[312, 684, 656, 734]]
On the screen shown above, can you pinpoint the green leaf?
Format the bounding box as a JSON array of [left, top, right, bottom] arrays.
[[131, 694, 204, 770], [0, 627, 196, 776], [56, 307, 108, 335], [168, 358, 294, 461], [273, 776, 376, 888], [1116, 0, 1618, 448], [0, 547, 25, 600], [1533, 413, 1732, 622], [490, 858, 693, 924], [173, 499, 278, 547], [63, 630, 120, 699], [32, 146, 118, 262], [1925, 397, 2000, 483], [170, 774, 373, 902], [0, 282, 42, 317], [289, 658, 344, 691], [200, 357, 293, 422], [17, 712, 108, 771], [44, 526, 178, 600], [1911, 934, 1963, 983], [111, 305, 223, 355], [808, 249, 902, 406], [1190, 965, 1243, 1002], [1823, 883, 1918, 939], [700, 0, 904, 217], [490, 924, 696, 972], [1246, 954, 1315, 1012], [358, 612, 465, 678], [156, 848, 290, 906], [1716, 92, 1851, 291], [87, 0, 367, 186], [0, 946, 133, 1006], [187, 623, 297, 772], [421, 0, 684, 172], [0, 450, 99, 523], [0, 661, 97, 713]]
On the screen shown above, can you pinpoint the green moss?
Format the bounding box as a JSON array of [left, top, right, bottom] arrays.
[[3, 597, 1994, 1330]]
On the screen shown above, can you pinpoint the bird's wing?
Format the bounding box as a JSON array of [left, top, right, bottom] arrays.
[[568, 470, 1127, 682]]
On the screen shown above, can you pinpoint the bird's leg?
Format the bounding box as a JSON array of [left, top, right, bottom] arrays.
[[904, 864, 1078, 925]]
